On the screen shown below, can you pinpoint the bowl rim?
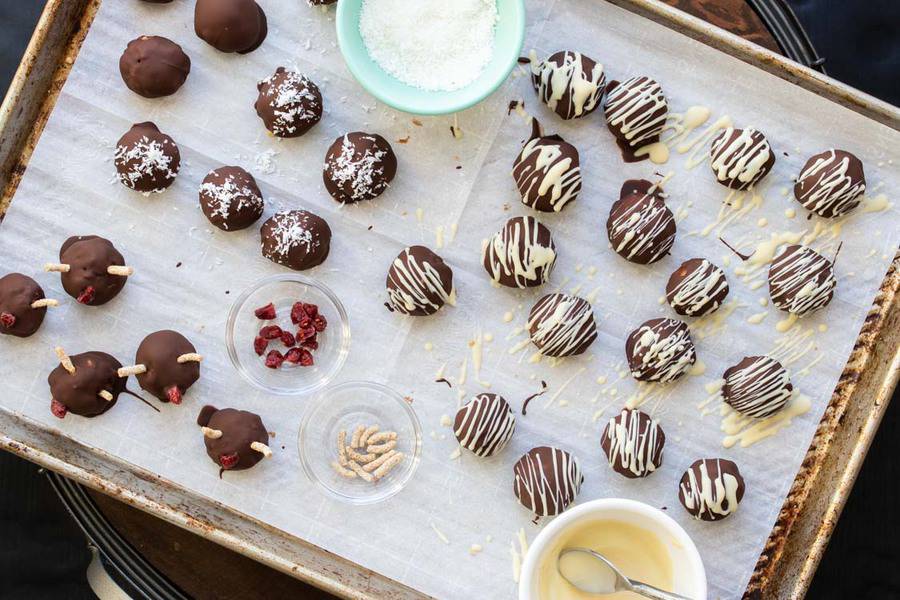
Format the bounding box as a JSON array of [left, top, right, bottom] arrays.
[[517, 498, 707, 600], [225, 273, 351, 396], [335, 0, 527, 116], [297, 380, 423, 505]]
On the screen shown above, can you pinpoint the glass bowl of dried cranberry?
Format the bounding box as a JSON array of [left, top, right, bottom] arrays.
[[226, 274, 350, 395]]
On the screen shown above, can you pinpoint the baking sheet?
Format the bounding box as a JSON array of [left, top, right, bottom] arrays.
[[0, 1, 898, 598]]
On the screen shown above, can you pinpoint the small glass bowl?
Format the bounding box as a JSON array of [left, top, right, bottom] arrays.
[[298, 381, 423, 504], [226, 274, 350, 395]]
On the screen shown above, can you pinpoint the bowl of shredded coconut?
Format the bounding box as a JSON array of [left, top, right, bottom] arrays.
[[336, 0, 525, 115]]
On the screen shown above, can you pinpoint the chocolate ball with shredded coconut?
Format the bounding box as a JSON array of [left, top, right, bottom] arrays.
[[260, 210, 331, 271], [114, 122, 180, 194], [254, 68, 322, 138], [323, 132, 397, 204], [199, 166, 264, 231]]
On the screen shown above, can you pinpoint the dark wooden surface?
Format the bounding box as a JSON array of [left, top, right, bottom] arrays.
[[660, 0, 782, 52]]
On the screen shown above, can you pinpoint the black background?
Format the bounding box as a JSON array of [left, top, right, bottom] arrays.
[[0, 1, 897, 598]]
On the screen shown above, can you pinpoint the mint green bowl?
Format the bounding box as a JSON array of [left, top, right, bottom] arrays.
[[335, 0, 526, 116]]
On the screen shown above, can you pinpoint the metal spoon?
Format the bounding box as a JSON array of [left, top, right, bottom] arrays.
[[557, 547, 692, 600]]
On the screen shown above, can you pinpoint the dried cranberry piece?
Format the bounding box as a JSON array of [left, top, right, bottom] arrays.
[[284, 348, 303, 364], [290, 302, 306, 325], [259, 325, 283, 340], [296, 326, 316, 342], [253, 336, 268, 356], [77, 286, 96, 304], [50, 398, 67, 419], [219, 453, 239, 469], [166, 386, 182, 405], [300, 337, 318, 351], [299, 349, 314, 367], [312, 314, 327, 332], [280, 331, 296, 347], [303, 303, 319, 317], [254, 302, 277, 320], [264, 349, 284, 369], [0, 312, 15, 328]]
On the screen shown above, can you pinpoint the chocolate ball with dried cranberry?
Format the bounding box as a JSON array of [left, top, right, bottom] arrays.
[[0, 273, 50, 338], [194, 0, 267, 54], [260, 210, 331, 271], [255, 68, 323, 138], [119, 36, 190, 98], [197, 405, 270, 472], [134, 330, 201, 404], [115, 122, 180, 193], [199, 166, 264, 231], [323, 132, 397, 203], [48, 351, 126, 419], [57, 235, 130, 306]]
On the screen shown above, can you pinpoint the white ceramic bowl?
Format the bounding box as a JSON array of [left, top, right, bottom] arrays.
[[518, 498, 706, 600]]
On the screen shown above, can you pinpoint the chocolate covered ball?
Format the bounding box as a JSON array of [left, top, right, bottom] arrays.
[[513, 446, 583, 517], [626, 317, 695, 383], [194, 0, 267, 54], [199, 166, 264, 231], [135, 330, 201, 404], [454, 393, 516, 458], [323, 132, 397, 203], [385, 245, 455, 316], [666, 258, 729, 317], [0, 273, 48, 338], [119, 36, 190, 98], [723, 356, 792, 418], [709, 127, 775, 190], [255, 68, 323, 138], [601, 409, 665, 478], [260, 210, 331, 271], [768, 244, 835, 315], [48, 351, 125, 419], [307, 0, 336, 4], [115, 122, 180, 193], [482, 216, 556, 288], [528, 50, 605, 120], [794, 149, 866, 218], [57, 235, 129, 306], [512, 119, 581, 212], [197, 405, 269, 472], [607, 179, 675, 264], [679, 458, 745, 521], [604, 76, 668, 162], [528, 293, 597, 358]]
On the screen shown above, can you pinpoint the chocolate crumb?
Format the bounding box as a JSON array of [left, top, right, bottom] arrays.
[[435, 377, 452, 388]]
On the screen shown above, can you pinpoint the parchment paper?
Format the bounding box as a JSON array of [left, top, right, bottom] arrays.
[[1, 1, 898, 598]]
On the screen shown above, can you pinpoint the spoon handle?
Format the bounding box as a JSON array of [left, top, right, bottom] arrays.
[[629, 581, 694, 600]]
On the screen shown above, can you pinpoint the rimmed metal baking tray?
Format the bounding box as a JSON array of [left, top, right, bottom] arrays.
[[1, 1, 897, 598]]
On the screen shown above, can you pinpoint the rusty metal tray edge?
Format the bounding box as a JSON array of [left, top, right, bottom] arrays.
[[0, 1, 897, 599]]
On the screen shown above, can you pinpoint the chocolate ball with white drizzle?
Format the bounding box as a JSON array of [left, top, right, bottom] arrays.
[[604, 75, 668, 162], [794, 149, 866, 218], [666, 258, 729, 317], [513, 446, 583, 517], [260, 210, 331, 271], [385, 245, 455, 316], [454, 393, 516, 458], [709, 126, 775, 190], [512, 118, 581, 212], [678, 458, 745, 521], [767, 244, 836, 315], [482, 216, 556, 288], [528, 293, 597, 358], [606, 179, 676, 265], [722, 356, 792, 418], [601, 409, 665, 478], [527, 50, 606, 120], [255, 67, 322, 138], [323, 132, 397, 204], [114, 122, 180, 193], [199, 166, 264, 231], [625, 317, 696, 383]]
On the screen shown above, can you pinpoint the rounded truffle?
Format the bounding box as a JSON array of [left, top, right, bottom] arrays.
[[607, 179, 676, 264], [666, 258, 729, 317], [199, 166, 264, 231], [604, 76, 668, 161], [794, 149, 866, 218], [512, 119, 581, 212], [260, 210, 331, 271], [454, 393, 516, 458], [197, 405, 270, 472], [57, 235, 129, 306], [119, 35, 190, 98], [323, 132, 397, 203], [678, 458, 745, 521], [709, 127, 774, 190], [722, 356, 792, 418], [385, 245, 455, 316], [194, 0, 267, 54], [768, 244, 835, 315], [513, 446, 583, 517], [307, 0, 336, 4], [254, 68, 323, 138], [601, 409, 665, 478], [134, 330, 201, 404], [482, 216, 556, 289], [0, 273, 49, 338], [625, 317, 696, 383], [528, 293, 597, 358], [48, 351, 125, 419], [528, 50, 605, 120], [115, 122, 180, 193]]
